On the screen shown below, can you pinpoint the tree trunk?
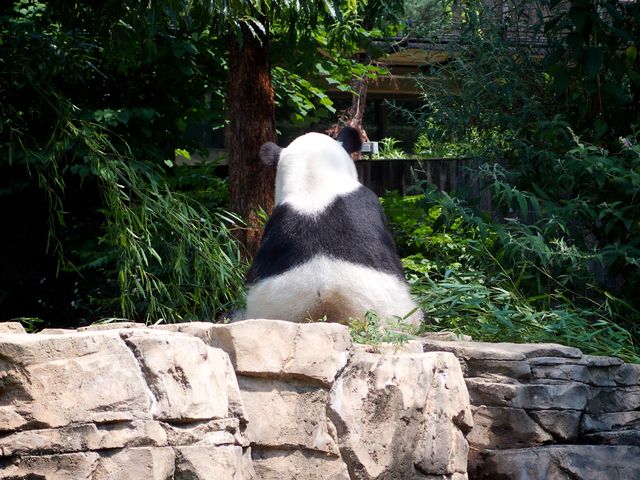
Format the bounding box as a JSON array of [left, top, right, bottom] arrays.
[[347, 73, 370, 142], [227, 22, 277, 259]]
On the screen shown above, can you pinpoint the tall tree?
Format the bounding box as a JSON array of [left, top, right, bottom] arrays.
[[227, 19, 277, 257], [222, 2, 343, 257]]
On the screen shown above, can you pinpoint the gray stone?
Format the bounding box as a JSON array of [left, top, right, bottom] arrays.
[[121, 329, 240, 422], [531, 363, 625, 387], [581, 355, 624, 367], [464, 359, 532, 381], [162, 417, 249, 448], [466, 406, 552, 450], [165, 320, 351, 386], [0, 420, 167, 456], [38, 328, 73, 334], [252, 448, 349, 480], [614, 363, 640, 386], [582, 411, 640, 433], [78, 322, 146, 332], [238, 376, 340, 455], [0, 331, 152, 431], [422, 340, 583, 361], [477, 445, 640, 480], [466, 378, 589, 410], [527, 355, 623, 367], [527, 410, 581, 441], [586, 386, 640, 413], [582, 429, 640, 446]]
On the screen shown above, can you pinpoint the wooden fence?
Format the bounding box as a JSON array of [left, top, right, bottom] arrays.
[[356, 158, 492, 211], [214, 157, 493, 211]]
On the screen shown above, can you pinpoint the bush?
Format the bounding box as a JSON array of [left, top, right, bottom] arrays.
[[383, 173, 640, 363]]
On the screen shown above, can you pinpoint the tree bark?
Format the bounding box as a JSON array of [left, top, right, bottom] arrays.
[[347, 73, 370, 142], [227, 22, 277, 259]]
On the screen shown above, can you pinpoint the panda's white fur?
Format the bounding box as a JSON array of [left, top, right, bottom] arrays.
[[245, 255, 419, 323], [244, 129, 422, 327], [275, 132, 360, 215]]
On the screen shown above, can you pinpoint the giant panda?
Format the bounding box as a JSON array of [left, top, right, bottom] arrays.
[[244, 127, 422, 327]]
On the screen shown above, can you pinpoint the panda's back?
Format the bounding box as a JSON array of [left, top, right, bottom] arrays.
[[246, 185, 405, 285]]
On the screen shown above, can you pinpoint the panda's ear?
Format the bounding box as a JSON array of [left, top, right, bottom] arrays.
[[259, 142, 282, 167], [337, 127, 363, 154]]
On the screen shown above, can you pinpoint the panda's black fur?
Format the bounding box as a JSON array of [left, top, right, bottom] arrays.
[[243, 127, 421, 326], [246, 187, 405, 285]]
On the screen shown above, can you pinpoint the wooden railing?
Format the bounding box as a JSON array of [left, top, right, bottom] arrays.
[[356, 158, 492, 211]]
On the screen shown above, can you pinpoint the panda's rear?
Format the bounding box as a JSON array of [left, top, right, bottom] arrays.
[[244, 128, 422, 327]]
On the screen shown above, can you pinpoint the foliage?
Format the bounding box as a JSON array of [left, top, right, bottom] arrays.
[[384, 180, 640, 363], [373, 137, 408, 159], [542, 0, 640, 140], [413, 270, 638, 363], [0, 1, 248, 324], [15, 317, 45, 333], [349, 310, 417, 346], [0, 0, 406, 325], [381, 0, 640, 361]]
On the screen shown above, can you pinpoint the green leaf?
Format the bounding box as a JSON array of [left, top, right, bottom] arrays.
[[585, 48, 604, 78]]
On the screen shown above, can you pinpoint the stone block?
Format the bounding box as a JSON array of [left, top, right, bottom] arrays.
[[530, 362, 625, 387], [166, 320, 351, 386], [528, 355, 623, 367], [121, 329, 240, 422], [477, 445, 640, 480], [238, 376, 339, 455], [466, 406, 552, 450], [586, 386, 640, 413], [93, 447, 175, 480], [174, 445, 254, 480], [78, 322, 146, 332], [527, 410, 580, 442], [329, 351, 472, 478], [582, 411, 640, 433], [0, 322, 25, 333], [252, 448, 349, 480], [422, 340, 582, 361], [464, 359, 532, 380], [582, 429, 640, 446], [161, 417, 248, 448], [0, 451, 101, 480], [614, 363, 640, 386], [0, 420, 167, 456], [466, 378, 589, 410], [0, 331, 152, 431]]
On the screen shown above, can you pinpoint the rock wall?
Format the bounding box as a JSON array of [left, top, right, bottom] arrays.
[[161, 320, 473, 480], [4, 318, 637, 479], [0, 321, 473, 480], [421, 339, 640, 480], [0, 323, 253, 479]]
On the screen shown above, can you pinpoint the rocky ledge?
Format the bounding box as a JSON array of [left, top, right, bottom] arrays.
[[0, 321, 473, 480], [422, 339, 640, 479]]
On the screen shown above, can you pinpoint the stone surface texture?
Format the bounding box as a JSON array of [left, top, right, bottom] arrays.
[[4, 318, 636, 479], [0, 327, 253, 479], [0, 321, 473, 480], [162, 320, 474, 479], [422, 338, 640, 479]]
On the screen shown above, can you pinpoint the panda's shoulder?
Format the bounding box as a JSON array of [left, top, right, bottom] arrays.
[[336, 186, 385, 219]]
